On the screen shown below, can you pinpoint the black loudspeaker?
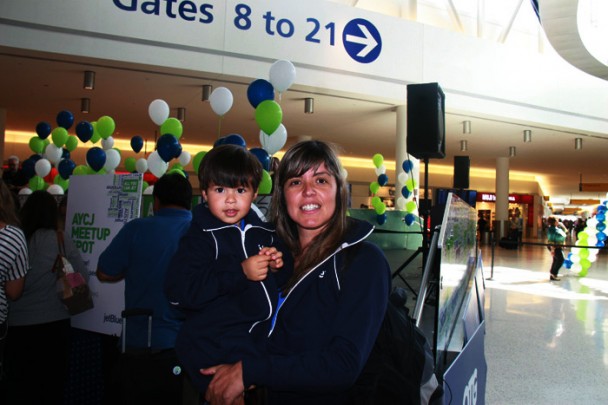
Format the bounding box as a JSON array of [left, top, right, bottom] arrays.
[[406, 83, 445, 159], [453, 156, 470, 189]]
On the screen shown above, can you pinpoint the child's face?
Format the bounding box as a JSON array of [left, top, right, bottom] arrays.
[[202, 182, 258, 224]]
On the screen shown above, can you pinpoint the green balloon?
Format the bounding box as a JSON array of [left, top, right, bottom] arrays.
[[161, 118, 183, 139], [375, 203, 386, 215], [171, 163, 184, 171], [369, 181, 380, 195], [255, 100, 282, 135], [125, 157, 136, 173], [167, 168, 186, 178], [97, 116, 116, 139], [54, 175, 69, 191], [406, 201, 417, 213], [258, 170, 272, 194], [372, 153, 384, 168], [90, 122, 101, 144], [65, 135, 79, 152], [51, 127, 69, 147], [193, 151, 207, 174], [371, 196, 381, 208], [73, 165, 89, 176], [29, 175, 46, 191], [29, 136, 45, 154], [142, 181, 150, 192]]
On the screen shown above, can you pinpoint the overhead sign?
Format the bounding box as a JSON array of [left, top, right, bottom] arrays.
[[342, 18, 382, 63]]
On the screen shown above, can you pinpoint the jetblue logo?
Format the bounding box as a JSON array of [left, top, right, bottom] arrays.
[[342, 18, 382, 63], [462, 368, 478, 405]]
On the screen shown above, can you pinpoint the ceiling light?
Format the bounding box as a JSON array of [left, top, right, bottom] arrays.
[[83, 71, 95, 90], [523, 129, 532, 143], [305, 97, 314, 114], [575, 138, 583, 150], [463, 120, 471, 134], [509, 146, 516, 157], [460, 140, 468, 152], [177, 107, 186, 122], [81, 98, 90, 113], [202, 85, 212, 101]]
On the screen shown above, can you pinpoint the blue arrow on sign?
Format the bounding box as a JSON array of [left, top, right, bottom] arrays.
[[342, 18, 382, 63]]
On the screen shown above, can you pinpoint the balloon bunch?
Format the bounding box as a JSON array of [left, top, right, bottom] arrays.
[[564, 201, 608, 277], [396, 159, 418, 226], [21, 110, 122, 195], [369, 154, 389, 225], [145, 99, 190, 182], [250, 60, 295, 157]]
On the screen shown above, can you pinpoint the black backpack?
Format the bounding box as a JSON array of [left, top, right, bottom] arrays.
[[342, 246, 442, 404]]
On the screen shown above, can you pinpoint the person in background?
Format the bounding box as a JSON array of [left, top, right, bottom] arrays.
[[546, 216, 567, 281], [164, 144, 288, 402], [202, 140, 391, 405], [0, 180, 28, 393], [97, 173, 194, 405], [4, 190, 88, 405], [1, 156, 26, 194]]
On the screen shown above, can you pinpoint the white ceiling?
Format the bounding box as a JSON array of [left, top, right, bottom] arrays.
[[1, 0, 608, 212]]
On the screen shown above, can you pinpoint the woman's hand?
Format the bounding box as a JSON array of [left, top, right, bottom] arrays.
[[201, 361, 245, 405]]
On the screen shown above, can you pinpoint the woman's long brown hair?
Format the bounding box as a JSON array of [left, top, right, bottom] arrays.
[[270, 140, 350, 292]]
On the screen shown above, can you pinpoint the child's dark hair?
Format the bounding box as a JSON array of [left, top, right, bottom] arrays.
[[198, 144, 263, 191]]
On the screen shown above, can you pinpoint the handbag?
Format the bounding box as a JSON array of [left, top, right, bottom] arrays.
[[52, 231, 94, 315]]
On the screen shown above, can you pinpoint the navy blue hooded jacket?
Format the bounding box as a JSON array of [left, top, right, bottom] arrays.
[[244, 217, 391, 404], [164, 203, 291, 393]]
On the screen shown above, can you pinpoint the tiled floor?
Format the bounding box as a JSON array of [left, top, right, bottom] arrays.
[[386, 240, 608, 404]]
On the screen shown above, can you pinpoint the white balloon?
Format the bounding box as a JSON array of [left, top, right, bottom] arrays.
[[259, 123, 287, 155], [19, 187, 33, 195], [147, 151, 168, 178], [375, 165, 386, 176], [135, 158, 148, 174], [143, 185, 154, 195], [101, 136, 115, 150], [35, 158, 51, 178], [209, 87, 233, 116], [397, 172, 408, 185], [44, 144, 63, 165], [148, 99, 170, 126], [269, 60, 296, 93], [47, 184, 64, 195], [396, 196, 406, 210], [104, 148, 121, 171], [178, 150, 191, 167]]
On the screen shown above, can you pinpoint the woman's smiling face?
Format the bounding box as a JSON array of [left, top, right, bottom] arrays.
[[283, 163, 337, 241]]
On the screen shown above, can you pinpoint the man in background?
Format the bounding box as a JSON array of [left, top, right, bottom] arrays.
[[96, 173, 193, 405]]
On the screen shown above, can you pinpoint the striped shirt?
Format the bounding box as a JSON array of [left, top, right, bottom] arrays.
[[1, 225, 29, 323]]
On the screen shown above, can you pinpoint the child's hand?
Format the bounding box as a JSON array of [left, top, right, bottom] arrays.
[[259, 247, 284, 271], [242, 254, 272, 281]]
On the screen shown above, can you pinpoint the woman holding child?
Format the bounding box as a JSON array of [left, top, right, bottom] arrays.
[[203, 140, 392, 404]]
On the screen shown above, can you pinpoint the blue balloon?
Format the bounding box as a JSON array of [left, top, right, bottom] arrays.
[[597, 205, 607, 213], [376, 213, 387, 225], [404, 213, 416, 226], [250, 148, 271, 171], [36, 121, 52, 139], [214, 137, 227, 147], [86, 147, 106, 172], [131, 135, 144, 153], [596, 240, 605, 248], [156, 134, 180, 163], [597, 231, 607, 242], [597, 222, 607, 232], [402, 159, 414, 173], [401, 186, 411, 198], [596, 212, 606, 222], [174, 142, 183, 159], [563, 259, 573, 269], [76, 121, 93, 142], [223, 134, 247, 148], [56, 110, 74, 130], [21, 158, 37, 179], [378, 173, 389, 186], [58, 158, 76, 179], [247, 79, 274, 108], [62, 148, 70, 160]]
